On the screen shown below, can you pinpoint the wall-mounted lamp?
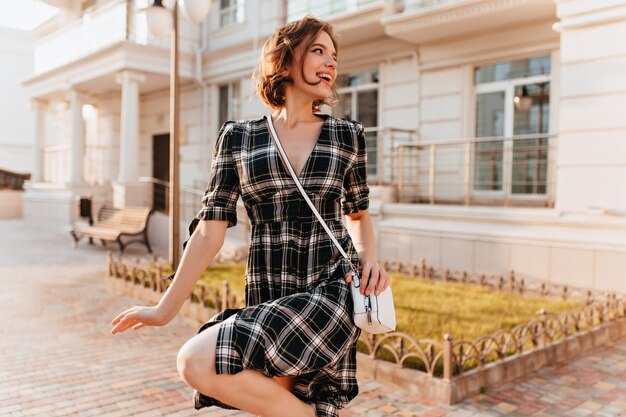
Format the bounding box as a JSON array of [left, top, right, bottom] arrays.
[[514, 85, 533, 113]]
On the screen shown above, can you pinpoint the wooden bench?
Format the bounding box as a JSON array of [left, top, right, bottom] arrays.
[[70, 206, 153, 254]]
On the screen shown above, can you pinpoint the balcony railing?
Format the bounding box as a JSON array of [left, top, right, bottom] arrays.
[[287, 0, 381, 21], [395, 133, 557, 207], [139, 130, 556, 213], [43, 144, 70, 183], [139, 176, 251, 248], [34, 0, 200, 74], [364, 127, 419, 186]]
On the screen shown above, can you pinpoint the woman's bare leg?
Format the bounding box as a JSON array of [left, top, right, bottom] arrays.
[[177, 318, 316, 417], [274, 375, 297, 392]]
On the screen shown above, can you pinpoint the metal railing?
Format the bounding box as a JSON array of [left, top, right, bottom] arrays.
[[364, 126, 419, 186], [139, 177, 204, 220], [43, 144, 70, 183], [287, 0, 381, 21], [137, 130, 556, 215], [396, 133, 557, 207], [139, 176, 251, 250], [84, 145, 108, 185], [33, 0, 200, 74]]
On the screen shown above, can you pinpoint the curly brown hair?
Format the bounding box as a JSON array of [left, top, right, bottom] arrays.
[[253, 16, 339, 113]]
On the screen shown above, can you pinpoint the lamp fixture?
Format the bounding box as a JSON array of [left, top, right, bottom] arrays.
[[179, 0, 212, 24], [143, 0, 212, 268], [145, 0, 212, 36], [514, 85, 533, 113], [145, 0, 171, 37]]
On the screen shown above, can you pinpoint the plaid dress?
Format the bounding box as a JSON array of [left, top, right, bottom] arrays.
[[190, 115, 369, 417]]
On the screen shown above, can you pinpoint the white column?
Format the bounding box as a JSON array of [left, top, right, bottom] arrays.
[[116, 70, 145, 184], [31, 99, 46, 183], [67, 90, 86, 185], [105, 119, 118, 183]]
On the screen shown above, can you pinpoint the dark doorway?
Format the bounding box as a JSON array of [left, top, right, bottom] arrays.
[[152, 133, 169, 213]]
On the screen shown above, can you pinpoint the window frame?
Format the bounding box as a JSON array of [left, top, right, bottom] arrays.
[[218, 81, 241, 128], [336, 68, 381, 181], [219, 0, 245, 28], [471, 64, 552, 200]]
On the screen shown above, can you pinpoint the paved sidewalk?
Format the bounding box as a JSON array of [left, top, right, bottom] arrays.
[[1, 219, 625, 417]]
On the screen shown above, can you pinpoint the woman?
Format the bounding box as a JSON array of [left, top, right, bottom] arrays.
[[111, 16, 390, 417]]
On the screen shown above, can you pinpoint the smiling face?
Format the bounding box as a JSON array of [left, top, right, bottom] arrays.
[[254, 16, 340, 112], [287, 30, 338, 104]]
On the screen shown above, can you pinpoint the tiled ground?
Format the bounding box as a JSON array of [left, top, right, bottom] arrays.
[[1, 220, 625, 417]]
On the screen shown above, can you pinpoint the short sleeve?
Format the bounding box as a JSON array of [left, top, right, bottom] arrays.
[[195, 121, 240, 228], [341, 122, 370, 215]]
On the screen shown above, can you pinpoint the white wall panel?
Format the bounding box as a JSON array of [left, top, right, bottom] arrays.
[[421, 95, 462, 122], [378, 230, 412, 261], [550, 247, 595, 288], [384, 107, 419, 130], [555, 167, 626, 211], [474, 241, 512, 276], [557, 131, 626, 165], [421, 68, 463, 96], [384, 58, 419, 84], [510, 243, 551, 282], [595, 251, 626, 293], [410, 235, 442, 269], [384, 82, 419, 108], [559, 93, 626, 132], [560, 19, 626, 63], [441, 238, 474, 271], [420, 122, 462, 141], [560, 57, 626, 97]]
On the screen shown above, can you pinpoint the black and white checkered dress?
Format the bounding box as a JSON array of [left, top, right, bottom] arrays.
[[190, 115, 369, 417]]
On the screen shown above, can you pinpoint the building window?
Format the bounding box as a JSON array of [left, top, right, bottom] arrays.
[[218, 81, 241, 127], [220, 0, 245, 27], [473, 55, 551, 196], [335, 69, 379, 179], [288, 0, 378, 21]]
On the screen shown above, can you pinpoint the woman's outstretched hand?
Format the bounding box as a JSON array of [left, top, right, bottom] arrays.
[[344, 260, 390, 296], [110, 305, 168, 334]]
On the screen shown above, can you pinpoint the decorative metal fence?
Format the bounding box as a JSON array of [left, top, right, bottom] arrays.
[[106, 253, 625, 384]]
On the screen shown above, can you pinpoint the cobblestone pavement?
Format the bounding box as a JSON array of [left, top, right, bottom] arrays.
[[1, 219, 625, 417]]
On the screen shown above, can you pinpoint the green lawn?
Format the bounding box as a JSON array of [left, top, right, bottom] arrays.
[[198, 263, 246, 294], [196, 263, 583, 342], [390, 274, 582, 341]]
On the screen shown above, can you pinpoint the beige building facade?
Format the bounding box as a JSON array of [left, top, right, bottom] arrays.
[[22, 0, 626, 292], [0, 27, 36, 173]]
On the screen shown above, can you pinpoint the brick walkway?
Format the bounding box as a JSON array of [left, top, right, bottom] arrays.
[[1, 219, 625, 417]]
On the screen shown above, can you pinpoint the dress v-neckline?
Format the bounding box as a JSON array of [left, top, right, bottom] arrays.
[[266, 114, 328, 181]]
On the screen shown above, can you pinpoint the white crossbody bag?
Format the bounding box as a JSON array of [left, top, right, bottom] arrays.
[[266, 115, 396, 334]]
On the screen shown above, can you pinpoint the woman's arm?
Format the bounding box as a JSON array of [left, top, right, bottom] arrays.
[[344, 209, 390, 296], [156, 219, 228, 322], [111, 219, 228, 334]]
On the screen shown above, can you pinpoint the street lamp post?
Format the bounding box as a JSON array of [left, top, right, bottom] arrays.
[[170, 1, 180, 270], [146, 0, 211, 269]]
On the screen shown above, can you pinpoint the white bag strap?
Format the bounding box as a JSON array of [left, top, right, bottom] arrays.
[[266, 115, 359, 273]]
